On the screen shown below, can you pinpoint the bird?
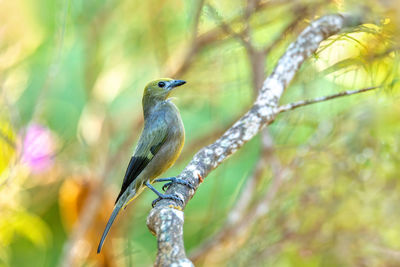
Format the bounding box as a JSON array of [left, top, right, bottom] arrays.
[[97, 78, 194, 253]]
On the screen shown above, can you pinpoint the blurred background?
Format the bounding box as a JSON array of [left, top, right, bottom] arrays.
[[1, 0, 400, 266]]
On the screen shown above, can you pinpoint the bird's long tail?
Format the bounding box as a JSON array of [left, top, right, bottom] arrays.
[[97, 203, 122, 253], [97, 187, 141, 253]]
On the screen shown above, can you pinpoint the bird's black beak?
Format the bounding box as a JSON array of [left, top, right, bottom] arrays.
[[170, 80, 186, 88]]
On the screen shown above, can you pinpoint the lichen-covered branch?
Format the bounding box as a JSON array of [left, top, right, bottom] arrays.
[[146, 14, 364, 266]]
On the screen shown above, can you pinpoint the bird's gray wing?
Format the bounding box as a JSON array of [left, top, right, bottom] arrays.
[[115, 120, 168, 203]]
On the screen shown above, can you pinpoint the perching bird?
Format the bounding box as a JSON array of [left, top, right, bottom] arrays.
[[97, 78, 193, 253]]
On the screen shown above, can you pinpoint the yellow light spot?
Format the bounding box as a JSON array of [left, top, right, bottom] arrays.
[[0, 118, 16, 176], [168, 204, 182, 211]]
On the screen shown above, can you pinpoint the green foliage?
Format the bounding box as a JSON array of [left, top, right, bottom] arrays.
[[0, 0, 399, 266]]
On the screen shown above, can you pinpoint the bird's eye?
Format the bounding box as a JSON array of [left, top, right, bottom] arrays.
[[158, 82, 166, 88]]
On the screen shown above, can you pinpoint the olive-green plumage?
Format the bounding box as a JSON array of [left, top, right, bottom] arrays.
[[97, 78, 186, 253]]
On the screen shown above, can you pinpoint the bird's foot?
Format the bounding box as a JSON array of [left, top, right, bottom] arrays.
[[145, 181, 185, 208], [151, 194, 183, 208], [154, 177, 195, 191]]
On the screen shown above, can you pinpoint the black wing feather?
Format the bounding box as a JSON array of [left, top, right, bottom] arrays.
[[115, 156, 150, 203]]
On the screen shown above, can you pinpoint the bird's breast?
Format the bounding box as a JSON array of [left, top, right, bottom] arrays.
[[145, 101, 185, 180]]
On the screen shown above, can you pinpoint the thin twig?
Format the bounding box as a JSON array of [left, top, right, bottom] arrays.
[[32, 0, 70, 120], [192, 0, 205, 38], [277, 86, 380, 114], [163, 0, 205, 77], [206, 4, 253, 51], [263, 6, 308, 54]]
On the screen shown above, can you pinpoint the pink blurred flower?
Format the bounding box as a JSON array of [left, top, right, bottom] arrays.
[[21, 123, 55, 173]]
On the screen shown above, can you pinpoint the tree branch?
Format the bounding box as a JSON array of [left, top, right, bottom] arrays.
[[146, 13, 365, 266], [164, 0, 286, 77]]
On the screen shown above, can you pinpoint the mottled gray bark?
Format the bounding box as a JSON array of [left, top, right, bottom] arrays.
[[146, 14, 364, 266]]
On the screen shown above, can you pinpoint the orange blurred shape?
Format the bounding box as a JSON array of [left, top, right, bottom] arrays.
[[59, 176, 117, 267]]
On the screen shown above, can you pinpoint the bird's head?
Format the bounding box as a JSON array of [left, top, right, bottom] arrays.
[[143, 78, 186, 102]]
